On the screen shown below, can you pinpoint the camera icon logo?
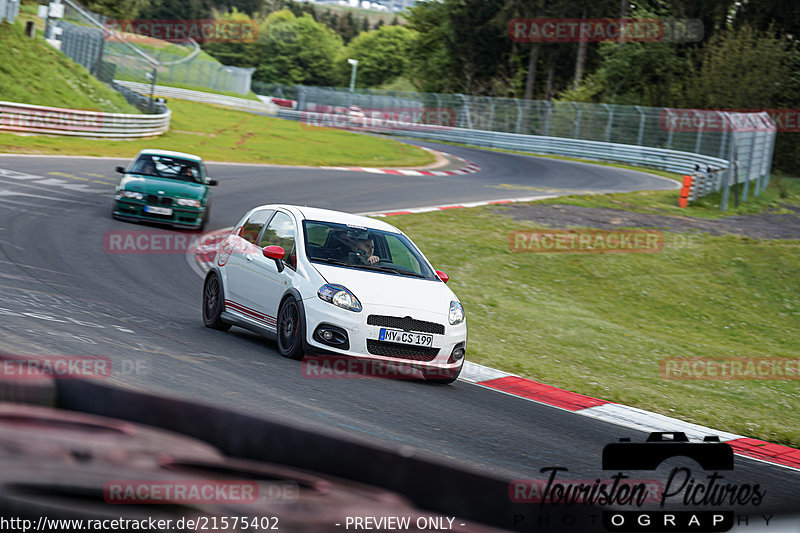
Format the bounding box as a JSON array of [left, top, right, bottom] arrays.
[[602, 432, 734, 471]]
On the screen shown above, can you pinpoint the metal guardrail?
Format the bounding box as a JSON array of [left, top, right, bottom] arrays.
[[267, 85, 776, 209], [0, 0, 19, 24], [111, 82, 168, 114], [0, 101, 171, 138], [116, 81, 277, 115], [277, 108, 728, 175]]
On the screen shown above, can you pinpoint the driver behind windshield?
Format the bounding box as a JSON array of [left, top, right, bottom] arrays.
[[134, 156, 157, 176], [353, 238, 380, 265], [331, 232, 380, 265]]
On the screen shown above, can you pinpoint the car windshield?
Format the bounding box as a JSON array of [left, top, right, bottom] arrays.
[[303, 220, 437, 280], [129, 154, 203, 184]]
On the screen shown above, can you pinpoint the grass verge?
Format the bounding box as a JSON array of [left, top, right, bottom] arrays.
[[0, 99, 435, 167], [536, 172, 800, 219], [0, 20, 138, 113], [431, 139, 800, 218], [384, 201, 800, 447]]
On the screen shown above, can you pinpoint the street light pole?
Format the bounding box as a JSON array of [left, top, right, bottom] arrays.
[[347, 58, 359, 93]]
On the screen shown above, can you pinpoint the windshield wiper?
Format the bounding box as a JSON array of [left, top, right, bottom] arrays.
[[373, 266, 427, 278], [310, 257, 355, 267]]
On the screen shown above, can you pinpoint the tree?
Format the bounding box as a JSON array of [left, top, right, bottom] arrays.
[[677, 25, 800, 172], [252, 10, 344, 86], [85, 0, 151, 19], [137, 0, 213, 20], [679, 26, 796, 109], [406, 0, 510, 94], [558, 39, 686, 107], [336, 25, 417, 88]]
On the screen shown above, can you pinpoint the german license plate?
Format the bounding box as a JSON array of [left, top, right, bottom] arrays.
[[144, 205, 173, 215], [379, 328, 433, 346]]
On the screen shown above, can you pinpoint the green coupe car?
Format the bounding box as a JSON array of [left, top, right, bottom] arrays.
[[112, 149, 217, 230]]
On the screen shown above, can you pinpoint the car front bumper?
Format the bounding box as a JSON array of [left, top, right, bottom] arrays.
[[301, 296, 467, 374], [114, 199, 204, 228]]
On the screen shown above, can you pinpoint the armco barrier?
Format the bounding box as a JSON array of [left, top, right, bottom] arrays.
[[0, 101, 170, 138], [115, 80, 277, 115], [278, 108, 728, 176]]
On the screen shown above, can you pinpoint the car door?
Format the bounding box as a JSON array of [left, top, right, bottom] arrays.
[[236, 210, 298, 330], [225, 208, 274, 312]]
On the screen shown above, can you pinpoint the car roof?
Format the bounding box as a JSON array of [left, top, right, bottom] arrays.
[[136, 149, 202, 162], [257, 205, 404, 234]]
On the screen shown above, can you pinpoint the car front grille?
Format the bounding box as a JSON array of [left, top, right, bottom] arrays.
[[366, 340, 439, 361], [367, 315, 445, 335], [146, 195, 173, 206]]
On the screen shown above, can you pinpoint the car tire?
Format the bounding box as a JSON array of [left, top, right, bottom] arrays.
[[202, 271, 231, 331], [425, 364, 462, 385], [277, 296, 305, 361]]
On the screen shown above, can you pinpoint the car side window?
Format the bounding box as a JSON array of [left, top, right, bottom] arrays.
[[241, 210, 274, 244], [259, 212, 297, 268], [385, 234, 422, 272]]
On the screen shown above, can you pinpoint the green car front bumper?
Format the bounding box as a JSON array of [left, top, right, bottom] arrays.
[[113, 199, 205, 229]]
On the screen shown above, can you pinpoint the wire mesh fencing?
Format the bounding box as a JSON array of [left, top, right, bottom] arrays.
[[254, 83, 776, 209], [51, 0, 253, 95]]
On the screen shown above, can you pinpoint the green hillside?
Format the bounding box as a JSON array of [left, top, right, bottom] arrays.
[[0, 20, 138, 113]]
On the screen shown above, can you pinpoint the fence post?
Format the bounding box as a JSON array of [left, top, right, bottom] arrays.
[[572, 102, 582, 139], [603, 103, 613, 142], [458, 94, 472, 129], [694, 110, 703, 154], [720, 121, 735, 211], [665, 109, 675, 149], [743, 130, 759, 201], [543, 100, 552, 136], [635, 106, 646, 146]]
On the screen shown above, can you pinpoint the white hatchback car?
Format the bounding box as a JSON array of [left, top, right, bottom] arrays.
[[202, 205, 466, 383]]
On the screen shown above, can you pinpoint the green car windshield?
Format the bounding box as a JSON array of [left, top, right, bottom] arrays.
[[130, 155, 203, 184]]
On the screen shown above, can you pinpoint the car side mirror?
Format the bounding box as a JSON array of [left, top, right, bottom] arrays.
[[435, 270, 449, 283], [207, 179, 218, 186], [263, 245, 286, 272], [115, 166, 125, 174]]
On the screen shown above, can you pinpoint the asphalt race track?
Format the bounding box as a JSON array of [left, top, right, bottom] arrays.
[[0, 141, 797, 524]]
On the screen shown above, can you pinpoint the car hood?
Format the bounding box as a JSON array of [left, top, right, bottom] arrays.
[[120, 175, 206, 199], [311, 263, 457, 314]]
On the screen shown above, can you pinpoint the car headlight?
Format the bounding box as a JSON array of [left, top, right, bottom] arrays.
[[176, 198, 202, 207], [318, 284, 362, 312], [449, 301, 464, 325], [118, 190, 144, 200]]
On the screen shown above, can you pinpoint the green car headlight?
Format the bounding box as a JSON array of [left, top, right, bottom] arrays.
[[176, 198, 202, 207], [118, 190, 144, 200]]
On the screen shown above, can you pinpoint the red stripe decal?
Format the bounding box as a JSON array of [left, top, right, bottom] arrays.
[[479, 376, 608, 411], [225, 300, 276, 324], [727, 438, 800, 469]]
